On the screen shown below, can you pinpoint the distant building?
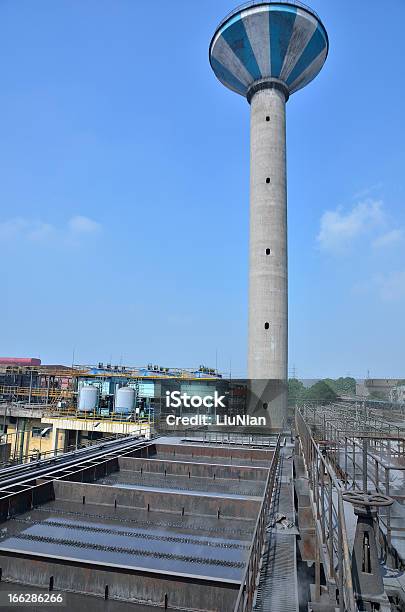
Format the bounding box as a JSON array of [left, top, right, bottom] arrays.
[[363, 378, 399, 400], [356, 380, 370, 397], [389, 383, 405, 404], [0, 357, 41, 366]]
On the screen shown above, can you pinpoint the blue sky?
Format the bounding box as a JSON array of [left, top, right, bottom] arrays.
[[0, 0, 404, 378]]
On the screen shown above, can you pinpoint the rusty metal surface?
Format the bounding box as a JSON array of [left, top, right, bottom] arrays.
[[0, 483, 257, 579], [0, 436, 280, 611], [152, 453, 272, 468], [0, 548, 240, 612], [0, 583, 177, 612], [118, 456, 270, 481], [97, 471, 265, 498], [31, 500, 256, 540], [152, 443, 274, 466]]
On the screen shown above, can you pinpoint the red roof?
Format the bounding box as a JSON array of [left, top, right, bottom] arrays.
[[0, 357, 41, 366]]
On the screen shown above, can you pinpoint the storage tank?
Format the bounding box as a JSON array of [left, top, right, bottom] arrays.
[[78, 386, 99, 412], [115, 386, 135, 415]]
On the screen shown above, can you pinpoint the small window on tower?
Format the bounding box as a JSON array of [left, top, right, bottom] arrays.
[[266, 116, 270, 121], [264, 322, 269, 330], [266, 248, 271, 255], [266, 177, 270, 184]]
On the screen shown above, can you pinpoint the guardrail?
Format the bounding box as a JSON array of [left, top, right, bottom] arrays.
[[42, 408, 154, 424], [233, 433, 281, 612], [295, 409, 358, 612], [213, 0, 321, 34], [186, 430, 277, 447], [0, 385, 72, 401], [305, 404, 405, 554], [0, 432, 130, 468]]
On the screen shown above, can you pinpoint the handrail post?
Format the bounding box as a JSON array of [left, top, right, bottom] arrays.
[[315, 530, 321, 602], [385, 467, 391, 549], [344, 435, 348, 490], [321, 463, 326, 542], [375, 458, 379, 492], [328, 475, 334, 578], [362, 437, 368, 492], [352, 439, 356, 489], [338, 500, 344, 612]]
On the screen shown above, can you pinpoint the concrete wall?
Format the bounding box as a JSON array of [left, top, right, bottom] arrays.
[[1, 417, 65, 462], [248, 86, 288, 427]]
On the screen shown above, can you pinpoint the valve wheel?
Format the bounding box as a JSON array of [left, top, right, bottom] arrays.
[[342, 491, 393, 507]]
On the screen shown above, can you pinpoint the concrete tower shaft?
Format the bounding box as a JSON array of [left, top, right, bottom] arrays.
[[248, 84, 287, 381], [209, 1, 328, 426]]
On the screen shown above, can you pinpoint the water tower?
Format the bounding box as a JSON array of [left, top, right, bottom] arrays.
[[209, 1, 328, 426]]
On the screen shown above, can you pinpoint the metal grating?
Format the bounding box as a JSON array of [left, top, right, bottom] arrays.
[[254, 447, 299, 612], [255, 532, 298, 612]]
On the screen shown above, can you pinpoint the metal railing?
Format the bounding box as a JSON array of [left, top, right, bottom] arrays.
[[42, 407, 154, 425], [295, 409, 358, 612], [186, 430, 277, 447], [214, 0, 321, 33], [0, 384, 72, 402], [305, 403, 405, 554], [0, 432, 129, 468], [233, 433, 281, 612], [304, 400, 405, 440]]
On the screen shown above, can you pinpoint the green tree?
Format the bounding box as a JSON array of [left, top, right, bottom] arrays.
[[304, 380, 337, 403], [288, 378, 306, 405], [324, 377, 356, 396]]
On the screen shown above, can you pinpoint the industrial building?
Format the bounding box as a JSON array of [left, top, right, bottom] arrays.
[[0, 359, 222, 464]]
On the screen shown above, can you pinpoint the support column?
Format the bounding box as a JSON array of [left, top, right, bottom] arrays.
[[248, 82, 288, 428]]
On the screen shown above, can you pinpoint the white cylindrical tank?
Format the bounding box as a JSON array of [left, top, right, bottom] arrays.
[[115, 386, 135, 415], [78, 386, 99, 412]]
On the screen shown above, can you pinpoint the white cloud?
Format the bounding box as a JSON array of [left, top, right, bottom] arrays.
[[352, 182, 383, 200], [0, 215, 101, 245], [372, 229, 403, 249], [317, 199, 384, 253], [68, 215, 101, 235], [0, 217, 56, 241], [29, 222, 55, 241]]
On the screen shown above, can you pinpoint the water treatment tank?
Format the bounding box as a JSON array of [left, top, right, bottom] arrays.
[[78, 385, 99, 412], [115, 386, 135, 415]]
